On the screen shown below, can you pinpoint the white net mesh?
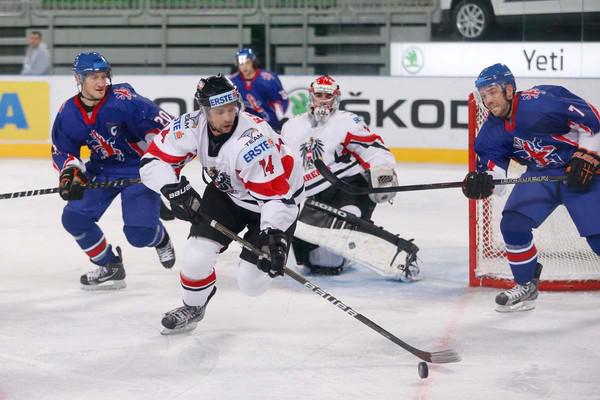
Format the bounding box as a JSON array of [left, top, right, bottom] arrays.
[[469, 93, 600, 289]]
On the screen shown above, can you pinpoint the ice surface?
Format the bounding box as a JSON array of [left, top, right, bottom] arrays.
[[1, 160, 599, 400]]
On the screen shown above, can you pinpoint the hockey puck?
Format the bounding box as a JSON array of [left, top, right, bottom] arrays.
[[418, 361, 429, 379]]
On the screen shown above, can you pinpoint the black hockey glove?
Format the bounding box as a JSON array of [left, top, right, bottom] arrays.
[[566, 149, 600, 192], [59, 166, 87, 201], [462, 171, 494, 199], [257, 228, 288, 278], [160, 176, 202, 223]]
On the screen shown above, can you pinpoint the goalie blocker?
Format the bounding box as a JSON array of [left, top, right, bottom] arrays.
[[294, 199, 420, 281]]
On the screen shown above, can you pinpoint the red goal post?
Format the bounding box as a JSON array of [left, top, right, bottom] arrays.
[[468, 93, 600, 291]]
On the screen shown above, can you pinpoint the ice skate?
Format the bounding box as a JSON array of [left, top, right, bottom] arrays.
[[495, 264, 543, 312], [160, 302, 207, 335], [155, 232, 176, 269], [80, 246, 126, 290]]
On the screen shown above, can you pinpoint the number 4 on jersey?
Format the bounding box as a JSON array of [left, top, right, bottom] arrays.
[[259, 155, 275, 176]]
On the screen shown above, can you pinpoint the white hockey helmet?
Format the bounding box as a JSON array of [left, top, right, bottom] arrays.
[[309, 75, 341, 122]]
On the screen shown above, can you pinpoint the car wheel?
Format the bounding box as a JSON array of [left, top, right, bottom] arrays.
[[451, 0, 494, 40]]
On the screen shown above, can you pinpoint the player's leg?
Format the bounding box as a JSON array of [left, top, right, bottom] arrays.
[[61, 185, 125, 290], [237, 213, 297, 296], [496, 179, 559, 312], [120, 183, 175, 269], [297, 173, 375, 275], [161, 185, 246, 334]]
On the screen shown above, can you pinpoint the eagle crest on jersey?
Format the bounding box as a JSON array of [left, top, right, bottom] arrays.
[[239, 127, 263, 144], [88, 129, 124, 161], [205, 167, 233, 192], [513, 137, 563, 168], [299, 137, 324, 170]]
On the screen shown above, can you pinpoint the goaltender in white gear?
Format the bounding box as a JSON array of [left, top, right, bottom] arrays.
[[281, 75, 418, 280], [141, 74, 304, 334]]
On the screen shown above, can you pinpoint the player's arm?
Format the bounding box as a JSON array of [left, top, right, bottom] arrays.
[[51, 114, 88, 200], [270, 74, 290, 116], [462, 129, 511, 200], [140, 124, 202, 222], [540, 91, 600, 190], [236, 136, 299, 277], [340, 118, 398, 202]]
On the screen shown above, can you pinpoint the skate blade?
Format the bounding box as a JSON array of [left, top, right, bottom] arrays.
[[495, 300, 536, 313], [160, 322, 198, 336], [80, 280, 127, 291]]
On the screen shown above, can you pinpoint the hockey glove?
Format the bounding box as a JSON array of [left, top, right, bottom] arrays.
[[566, 149, 600, 192], [59, 166, 87, 201], [367, 165, 399, 203], [257, 228, 288, 278], [160, 176, 202, 224], [462, 171, 494, 199]]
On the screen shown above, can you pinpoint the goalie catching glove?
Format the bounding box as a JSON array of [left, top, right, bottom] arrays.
[[462, 171, 494, 199], [160, 176, 202, 223], [566, 149, 600, 192], [368, 165, 399, 203], [257, 228, 288, 278], [59, 166, 87, 201]]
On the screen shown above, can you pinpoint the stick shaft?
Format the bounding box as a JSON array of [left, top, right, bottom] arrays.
[[0, 178, 141, 200]]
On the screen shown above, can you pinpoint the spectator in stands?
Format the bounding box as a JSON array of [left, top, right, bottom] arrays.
[[21, 31, 51, 75], [229, 47, 289, 132]]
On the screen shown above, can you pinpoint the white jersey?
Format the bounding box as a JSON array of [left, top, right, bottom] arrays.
[[281, 110, 395, 197], [140, 110, 304, 232]]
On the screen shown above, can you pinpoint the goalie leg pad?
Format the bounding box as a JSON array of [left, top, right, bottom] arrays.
[[295, 201, 420, 281]]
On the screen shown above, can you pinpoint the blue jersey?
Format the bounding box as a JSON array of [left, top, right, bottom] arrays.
[[475, 85, 600, 174], [230, 69, 289, 131], [51, 83, 172, 177]]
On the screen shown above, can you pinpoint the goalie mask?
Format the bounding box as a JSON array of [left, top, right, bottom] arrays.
[[309, 75, 341, 122]]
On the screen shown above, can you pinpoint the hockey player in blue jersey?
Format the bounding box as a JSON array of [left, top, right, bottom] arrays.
[[462, 63, 600, 312], [229, 47, 289, 132], [52, 52, 176, 290]]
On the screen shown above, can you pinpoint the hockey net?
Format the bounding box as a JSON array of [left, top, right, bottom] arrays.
[[468, 93, 600, 290]]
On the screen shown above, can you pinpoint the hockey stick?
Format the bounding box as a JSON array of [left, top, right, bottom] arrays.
[[314, 159, 567, 195], [0, 178, 142, 200], [197, 209, 460, 364]]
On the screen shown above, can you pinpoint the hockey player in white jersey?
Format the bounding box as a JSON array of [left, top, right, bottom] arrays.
[[140, 74, 304, 334], [281, 75, 419, 280]]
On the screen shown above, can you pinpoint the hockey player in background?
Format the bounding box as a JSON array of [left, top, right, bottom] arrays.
[[281, 75, 419, 280], [229, 47, 289, 132], [140, 74, 304, 334], [463, 63, 600, 312], [52, 52, 176, 290]]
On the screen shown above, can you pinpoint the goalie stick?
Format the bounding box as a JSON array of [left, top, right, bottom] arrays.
[[196, 208, 460, 364], [314, 159, 567, 195], [0, 178, 142, 200]]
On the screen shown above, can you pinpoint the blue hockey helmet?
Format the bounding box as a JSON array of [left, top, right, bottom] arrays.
[[475, 63, 516, 91], [72, 52, 111, 80], [235, 47, 257, 65]]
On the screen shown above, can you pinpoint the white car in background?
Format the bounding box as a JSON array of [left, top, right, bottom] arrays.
[[439, 0, 600, 40]]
